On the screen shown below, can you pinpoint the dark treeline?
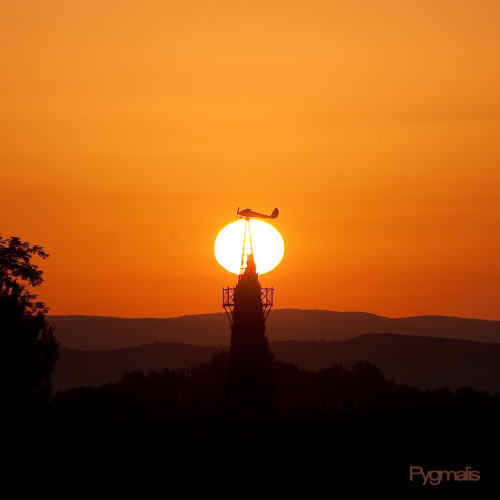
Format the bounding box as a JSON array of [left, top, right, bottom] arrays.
[[15, 351, 493, 490], [53, 351, 497, 415]]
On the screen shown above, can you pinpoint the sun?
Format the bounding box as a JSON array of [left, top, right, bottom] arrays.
[[214, 219, 284, 275]]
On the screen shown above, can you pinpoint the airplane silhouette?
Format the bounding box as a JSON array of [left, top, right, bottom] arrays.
[[237, 207, 279, 220]]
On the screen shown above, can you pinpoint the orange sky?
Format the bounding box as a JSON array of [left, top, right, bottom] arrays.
[[1, 1, 499, 320]]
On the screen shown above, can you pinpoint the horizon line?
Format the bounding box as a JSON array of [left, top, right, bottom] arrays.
[[45, 308, 500, 323]]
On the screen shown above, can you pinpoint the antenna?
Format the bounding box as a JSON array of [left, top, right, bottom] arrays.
[[239, 218, 253, 277]]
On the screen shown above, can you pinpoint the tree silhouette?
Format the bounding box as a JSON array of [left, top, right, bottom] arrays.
[[226, 254, 274, 413], [0, 235, 59, 401]]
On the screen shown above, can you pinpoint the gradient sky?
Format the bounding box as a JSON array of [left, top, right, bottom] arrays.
[[1, 1, 499, 320]]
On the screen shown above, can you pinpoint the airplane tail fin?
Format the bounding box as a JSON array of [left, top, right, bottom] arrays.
[[270, 208, 279, 219]]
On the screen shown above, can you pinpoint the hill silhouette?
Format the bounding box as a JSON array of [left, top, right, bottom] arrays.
[[54, 342, 225, 391], [272, 334, 500, 392], [52, 333, 500, 393], [47, 309, 500, 350]]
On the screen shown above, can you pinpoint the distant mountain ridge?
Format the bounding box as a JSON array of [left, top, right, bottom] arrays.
[[52, 333, 500, 394], [47, 309, 500, 350]]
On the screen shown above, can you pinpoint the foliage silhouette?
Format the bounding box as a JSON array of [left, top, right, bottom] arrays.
[[0, 234, 59, 401], [49, 333, 500, 474], [47, 352, 500, 491]]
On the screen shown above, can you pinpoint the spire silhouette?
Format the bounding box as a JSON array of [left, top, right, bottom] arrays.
[[226, 253, 274, 413]]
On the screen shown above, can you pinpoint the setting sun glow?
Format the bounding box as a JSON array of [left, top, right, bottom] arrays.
[[214, 220, 284, 275], [2, 2, 499, 319]]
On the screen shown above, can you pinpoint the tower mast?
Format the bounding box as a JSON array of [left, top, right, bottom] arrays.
[[222, 216, 274, 325]]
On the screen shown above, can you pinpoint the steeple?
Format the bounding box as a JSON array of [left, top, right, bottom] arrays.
[[225, 252, 274, 413]]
